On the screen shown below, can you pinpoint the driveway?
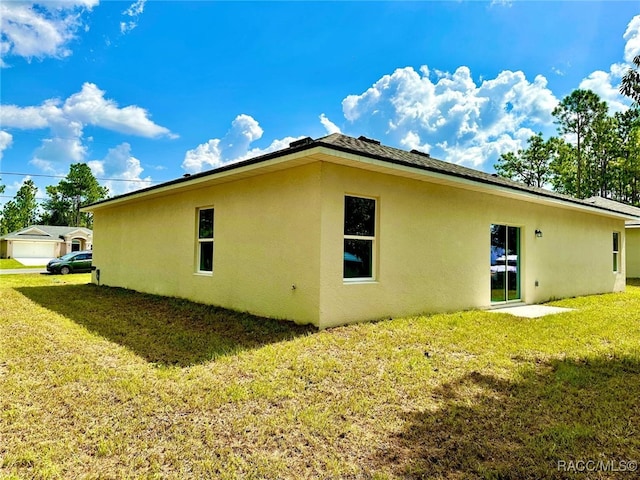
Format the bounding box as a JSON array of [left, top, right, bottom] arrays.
[[13, 257, 53, 266], [0, 268, 48, 275]]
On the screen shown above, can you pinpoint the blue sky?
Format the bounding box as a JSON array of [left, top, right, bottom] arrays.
[[1, 1, 639, 205]]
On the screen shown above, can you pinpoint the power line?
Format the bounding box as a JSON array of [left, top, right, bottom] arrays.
[[0, 195, 48, 201], [0, 171, 168, 184]]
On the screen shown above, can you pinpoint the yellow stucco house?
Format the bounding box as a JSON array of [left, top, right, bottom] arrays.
[[83, 134, 636, 328], [629, 224, 640, 277], [585, 196, 640, 278]]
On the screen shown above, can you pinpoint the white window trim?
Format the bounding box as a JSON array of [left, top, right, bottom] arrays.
[[196, 207, 214, 275], [613, 231, 620, 273], [343, 195, 377, 283], [343, 237, 377, 283]]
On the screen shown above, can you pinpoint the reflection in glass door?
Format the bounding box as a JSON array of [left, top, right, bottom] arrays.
[[490, 224, 520, 303]]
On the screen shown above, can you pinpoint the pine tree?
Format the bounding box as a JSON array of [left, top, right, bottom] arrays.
[[41, 164, 108, 228]]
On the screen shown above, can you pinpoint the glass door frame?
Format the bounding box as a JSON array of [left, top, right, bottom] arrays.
[[490, 224, 521, 304]]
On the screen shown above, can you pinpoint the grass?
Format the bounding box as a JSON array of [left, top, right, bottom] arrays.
[[0, 259, 45, 269], [1, 274, 640, 479]]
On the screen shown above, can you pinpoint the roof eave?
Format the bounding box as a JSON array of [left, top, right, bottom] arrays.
[[310, 145, 634, 220], [82, 141, 322, 212], [82, 137, 632, 221]]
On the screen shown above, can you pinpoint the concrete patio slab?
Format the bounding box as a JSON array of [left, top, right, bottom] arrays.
[[489, 304, 573, 318]]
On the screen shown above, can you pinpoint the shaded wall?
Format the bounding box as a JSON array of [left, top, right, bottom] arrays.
[[92, 163, 323, 325]]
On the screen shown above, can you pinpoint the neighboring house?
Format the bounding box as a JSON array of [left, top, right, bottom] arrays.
[[585, 196, 640, 278], [0, 225, 93, 260], [83, 134, 636, 328]]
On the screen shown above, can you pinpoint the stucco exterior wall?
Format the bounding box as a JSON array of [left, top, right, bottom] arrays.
[[90, 158, 627, 329], [626, 228, 640, 278], [317, 163, 626, 328], [91, 163, 323, 325]]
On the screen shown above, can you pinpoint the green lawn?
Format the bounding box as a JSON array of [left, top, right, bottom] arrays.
[[1, 274, 640, 479], [0, 259, 45, 269]]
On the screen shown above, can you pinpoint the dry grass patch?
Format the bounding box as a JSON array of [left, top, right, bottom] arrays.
[[1, 274, 640, 479]]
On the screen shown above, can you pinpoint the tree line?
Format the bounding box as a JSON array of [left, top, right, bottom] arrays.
[[496, 60, 640, 203], [495, 90, 640, 203], [0, 163, 108, 235]]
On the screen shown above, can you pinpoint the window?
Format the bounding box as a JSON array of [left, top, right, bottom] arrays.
[[343, 195, 376, 280], [197, 208, 214, 273], [613, 232, 620, 272]]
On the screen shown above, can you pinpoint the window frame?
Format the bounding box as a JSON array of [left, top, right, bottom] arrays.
[[196, 207, 214, 275], [343, 194, 377, 282], [613, 231, 620, 273]]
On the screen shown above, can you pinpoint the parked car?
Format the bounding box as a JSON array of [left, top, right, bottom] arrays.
[[46, 250, 93, 274]]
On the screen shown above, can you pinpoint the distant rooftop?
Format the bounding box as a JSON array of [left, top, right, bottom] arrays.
[[1, 225, 92, 241]]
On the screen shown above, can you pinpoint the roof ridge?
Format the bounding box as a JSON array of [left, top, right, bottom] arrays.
[[82, 133, 638, 219]]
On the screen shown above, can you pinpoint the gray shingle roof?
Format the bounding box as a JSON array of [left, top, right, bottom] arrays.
[[84, 133, 638, 219], [313, 134, 640, 216], [584, 196, 640, 223]]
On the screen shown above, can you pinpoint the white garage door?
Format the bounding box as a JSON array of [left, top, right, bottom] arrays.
[[12, 241, 56, 258]]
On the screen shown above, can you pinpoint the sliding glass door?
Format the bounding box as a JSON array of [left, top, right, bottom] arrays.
[[490, 224, 520, 303]]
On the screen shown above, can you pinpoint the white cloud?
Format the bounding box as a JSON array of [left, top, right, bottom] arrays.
[[244, 136, 304, 159], [120, 0, 146, 34], [579, 66, 630, 114], [577, 15, 638, 114], [124, 0, 146, 17], [0, 102, 54, 128], [399, 131, 431, 153], [340, 15, 640, 170], [624, 15, 640, 63], [182, 114, 303, 174], [221, 114, 264, 159], [88, 142, 152, 195], [2, 83, 173, 137], [1, 82, 174, 171], [319, 113, 341, 134], [0, 131, 13, 160], [182, 139, 223, 173], [33, 130, 86, 171], [0, 0, 98, 67], [62, 83, 173, 137], [342, 65, 557, 168]]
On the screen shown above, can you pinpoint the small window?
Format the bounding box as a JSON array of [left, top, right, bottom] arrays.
[[197, 208, 214, 273], [613, 232, 620, 272], [343, 195, 376, 280]]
